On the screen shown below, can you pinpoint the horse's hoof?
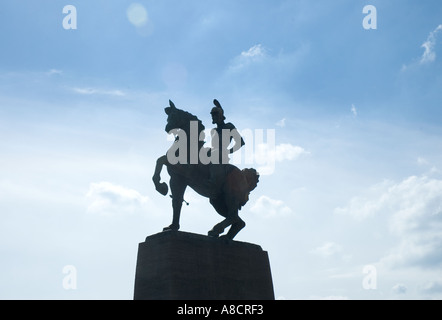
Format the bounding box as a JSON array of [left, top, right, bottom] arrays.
[[208, 230, 219, 238], [163, 224, 179, 232], [219, 235, 232, 243], [155, 182, 168, 196]]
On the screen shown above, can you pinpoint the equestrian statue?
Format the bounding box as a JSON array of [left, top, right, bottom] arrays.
[[152, 100, 259, 240]]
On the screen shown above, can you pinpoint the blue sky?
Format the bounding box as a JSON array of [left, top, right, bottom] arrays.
[[1, 0, 442, 299]]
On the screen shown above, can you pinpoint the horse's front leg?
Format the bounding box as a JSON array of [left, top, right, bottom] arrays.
[[152, 155, 166, 184], [163, 176, 187, 232], [152, 155, 168, 196]]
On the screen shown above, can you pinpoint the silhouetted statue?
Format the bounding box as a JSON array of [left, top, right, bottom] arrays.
[[152, 100, 259, 240]]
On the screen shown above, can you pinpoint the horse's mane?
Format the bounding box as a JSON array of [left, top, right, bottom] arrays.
[[177, 108, 206, 132]]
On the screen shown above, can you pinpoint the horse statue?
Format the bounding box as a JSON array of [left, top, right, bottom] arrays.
[[152, 100, 259, 240]]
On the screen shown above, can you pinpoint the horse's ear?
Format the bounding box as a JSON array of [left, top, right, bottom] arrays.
[[165, 100, 177, 115]]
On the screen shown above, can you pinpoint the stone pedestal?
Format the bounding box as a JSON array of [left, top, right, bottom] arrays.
[[134, 231, 274, 300]]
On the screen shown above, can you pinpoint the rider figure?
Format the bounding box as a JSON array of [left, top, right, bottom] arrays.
[[208, 99, 245, 195], [210, 99, 245, 164]]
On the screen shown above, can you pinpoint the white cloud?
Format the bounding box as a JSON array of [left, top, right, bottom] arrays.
[[416, 157, 441, 175], [253, 143, 309, 175], [241, 44, 266, 59], [250, 195, 292, 218], [420, 25, 442, 64], [228, 43, 309, 72], [334, 179, 394, 220], [276, 118, 286, 128], [421, 280, 442, 295], [72, 87, 126, 97], [225, 43, 310, 87], [402, 25, 442, 70], [336, 175, 442, 269], [417, 157, 429, 166], [275, 143, 309, 162], [351, 104, 357, 117], [228, 44, 267, 72], [46, 69, 63, 76], [311, 242, 343, 258], [255, 143, 308, 163], [86, 182, 150, 215]]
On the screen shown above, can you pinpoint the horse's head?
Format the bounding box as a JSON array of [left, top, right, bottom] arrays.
[[164, 100, 184, 133], [164, 100, 205, 136]]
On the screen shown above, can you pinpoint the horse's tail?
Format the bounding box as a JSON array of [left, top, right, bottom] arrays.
[[242, 168, 260, 193], [237, 168, 259, 209]]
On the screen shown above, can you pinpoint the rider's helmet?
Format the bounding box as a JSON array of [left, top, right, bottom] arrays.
[[210, 99, 226, 121]]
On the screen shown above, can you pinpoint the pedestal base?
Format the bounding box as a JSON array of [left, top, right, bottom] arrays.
[[134, 231, 274, 300]]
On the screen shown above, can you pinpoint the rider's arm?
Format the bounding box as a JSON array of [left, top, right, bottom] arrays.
[[226, 123, 245, 154]]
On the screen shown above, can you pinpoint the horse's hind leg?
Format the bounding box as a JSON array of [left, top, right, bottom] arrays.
[[208, 197, 245, 240], [225, 217, 246, 240], [221, 193, 245, 240], [208, 197, 230, 237], [208, 218, 232, 237], [209, 216, 245, 240]]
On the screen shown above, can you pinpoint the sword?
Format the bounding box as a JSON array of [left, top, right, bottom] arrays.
[[170, 195, 189, 206]]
